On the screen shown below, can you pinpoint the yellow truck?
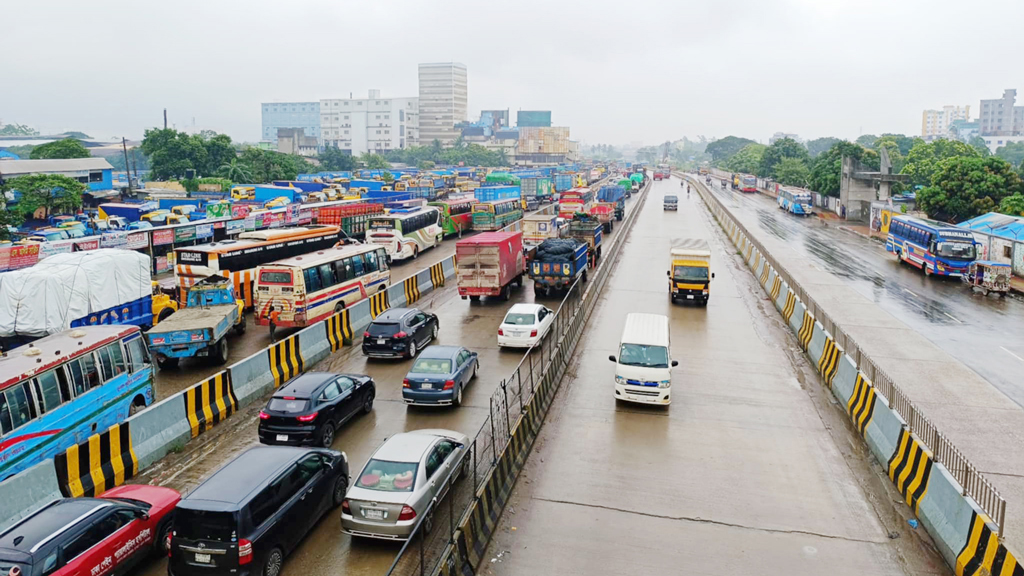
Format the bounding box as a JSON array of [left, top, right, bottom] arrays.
[[668, 238, 713, 306], [151, 281, 179, 324], [231, 186, 255, 200]]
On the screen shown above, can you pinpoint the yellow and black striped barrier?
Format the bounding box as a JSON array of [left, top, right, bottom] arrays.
[[797, 311, 814, 350], [326, 308, 353, 350], [430, 262, 445, 289], [184, 371, 237, 438], [955, 512, 1004, 576], [269, 335, 304, 388], [818, 338, 841, 386], [54, 423, 138, 498], [369, 290, 390, 318], [782, 292, 797, 322], [759, 263, 771, 286], [769, 275, 782, 300], [846, 374, 877, 436], [404, 276, 421, 305], [888, 429, 934, 513]]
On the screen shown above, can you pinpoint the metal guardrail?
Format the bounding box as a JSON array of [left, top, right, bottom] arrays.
[[386, 178, 651, 575], [687, 171, 1008, 535]]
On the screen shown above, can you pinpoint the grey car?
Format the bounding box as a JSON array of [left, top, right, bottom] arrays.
[[341, 429, 470, 540]]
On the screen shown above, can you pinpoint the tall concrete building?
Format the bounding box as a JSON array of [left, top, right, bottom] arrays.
[[320, 90, 418, 156], [921, 105, 970, 141], [979, 89, 1021, 136], [418, 62, 467, 144], [260, 102, 320, 144]]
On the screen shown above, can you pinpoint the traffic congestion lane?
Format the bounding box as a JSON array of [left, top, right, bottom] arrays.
[[481, 178, 947, 575], [703, 181, 1024, 407], [131, 194, 640, 576]]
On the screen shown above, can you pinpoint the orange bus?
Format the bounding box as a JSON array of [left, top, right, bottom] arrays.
[[174, 225, 342, 307], [558, 187, 595, 218]]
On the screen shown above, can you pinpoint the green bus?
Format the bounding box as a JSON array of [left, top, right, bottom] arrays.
[[428, 198, 475, 237], [472, 198, 523, 231]]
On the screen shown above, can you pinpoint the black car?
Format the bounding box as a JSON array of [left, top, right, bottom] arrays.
[[168, 446, 349, 576], [361, 307, 439, 359], [258, 372, 375, 447]]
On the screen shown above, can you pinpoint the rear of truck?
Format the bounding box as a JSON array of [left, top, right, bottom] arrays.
[[529, 239, 589, 295], [456, 232, 526, 300]]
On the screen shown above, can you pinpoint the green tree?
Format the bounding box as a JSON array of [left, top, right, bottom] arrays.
[[29, 138, 91, 160], [805, 137, 841, 158], [999, 194, 1024, 216], [706, 136, 757, 163], [875, 138, 906, 172], [995, 141, 1024, 167], [759, 138, 809, 178], [773, 157, 811, 187], [3, 174, 86, 218], [360, 153, 391, 169], [917, 156, 1021, 222], [808, 141, 878, 197], [877, 134, 920, 155], [104, 149, 150, 172], [723, 143, 766, 174], [5, 144, 37, 158], [417, 160, 436, 170], [856, 134, 879, 148], [63, 131, 91, 139], [217, 158, 253, 182], [0, 123, 39, 137], [141, 128, 209, 180], [0, 210, 23, 241], [381, 171, 395, 183], [203, 134, 236, 176], [236, 147, 315, 182], [901, 139, 980, 187], [317, 146, 357, 171], [969, 137, 992, 158]]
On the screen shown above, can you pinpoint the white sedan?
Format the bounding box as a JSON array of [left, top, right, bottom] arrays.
[[497, 303, 555, 348]]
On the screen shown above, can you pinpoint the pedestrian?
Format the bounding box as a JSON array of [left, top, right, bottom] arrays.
[[268, 305, 280, 343]]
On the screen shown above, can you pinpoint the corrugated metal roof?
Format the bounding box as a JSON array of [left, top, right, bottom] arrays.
[[959, 212, 1024, 240], [0, 158, 113, 176]]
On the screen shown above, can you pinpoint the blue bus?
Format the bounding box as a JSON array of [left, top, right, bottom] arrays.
[[778, 188, 813, 215], [0, 326, 154, 480], [885, 215, 978, 277]]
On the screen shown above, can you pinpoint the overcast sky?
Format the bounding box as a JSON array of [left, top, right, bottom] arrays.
[[4, 0, 1022, 146]]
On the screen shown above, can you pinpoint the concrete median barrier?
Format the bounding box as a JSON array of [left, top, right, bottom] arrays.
[[954, 513, 1024, 576], [916, 464, 978, 568], [297, 322, 330, 367], [416, 268, 433, 296], [387, 282, 408, 310], [781, 290, 797, 322], [832, 355, 858, 405], [441, 257, 455, 283], [268, 334, 304, 388], [130, 395, 192, 469], [888, 428, 934, 514], [774, 282, 789, 313], [229, 350, 275, 406], [0, 461, 63, 531], [788, 299, 806, 335], [53, 422, 137, 498], [326, 309, 353, 351], [369, 290, 390, 318], [796, 309, 814, 350], [402, 276, 422, 306], [768, 271, 782, 300], [807, 321, 827, 366], [818, 337, 842, 386], [863, 387, 904, 466], [348, 298, 373, 335], [184, 371, 238, 439]]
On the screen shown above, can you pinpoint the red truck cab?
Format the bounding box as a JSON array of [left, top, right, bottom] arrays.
[[456, 231, 526, 301]]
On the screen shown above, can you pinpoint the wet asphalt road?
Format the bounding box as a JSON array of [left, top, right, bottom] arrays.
[[703, 182, 1024, 407], [480, 178, 948, 575], [130, 191, 639, 576]]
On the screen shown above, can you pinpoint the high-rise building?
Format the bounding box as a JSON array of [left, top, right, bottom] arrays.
[[418, 62, 467, 144], [921, 105, 971, 141], [979, 89, 1020, 136], [320, 90, 418, 156], [261, 102, 320, 144]]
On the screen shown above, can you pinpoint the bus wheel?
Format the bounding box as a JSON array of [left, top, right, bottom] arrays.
[[412, 246, 420, 259]]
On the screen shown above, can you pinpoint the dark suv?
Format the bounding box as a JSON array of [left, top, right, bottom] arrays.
[[361, 307, 439, 359], [168, 446, 349, 576], [258, 372, 375, 447]]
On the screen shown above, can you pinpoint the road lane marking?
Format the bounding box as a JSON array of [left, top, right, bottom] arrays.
[[943, 312, 962, 324], [1001, 347, 1024, 363], [903, 288, 919, 298]]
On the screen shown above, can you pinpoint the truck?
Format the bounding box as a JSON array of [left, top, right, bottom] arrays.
[[529, 239, 589, 297], [145, 276, 245, 369], [566, 214, 603, 268], [521, 178, 554, 204], [98, 202, 158, 223], [521, 214, 561, 246], [254, 185, 301, 204], [553, 173, 576, 193], [668, 238, 713, 306], [456, 231, 526, 302], [558, 187, 594, 218], [597, 185, 626, 221], [589, 202, 616, 233]]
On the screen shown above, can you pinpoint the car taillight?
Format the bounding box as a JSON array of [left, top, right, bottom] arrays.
[[238, 539, 252, 565], [364, 331, 370, 338], [403, 378, 411, 388], [258, 411, 270, 420], [395, 331, 408, 339], [443, 380, 455, 390], [342, 499, 350, 514], [297, 412, 318, 423], [530, 330, 538, 337], [497, 328, 504, 336], [399, 505, 417, 521]]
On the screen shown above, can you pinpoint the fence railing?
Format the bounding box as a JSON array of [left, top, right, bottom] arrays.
[[386, 178, 652, 575], [687, 172, 1007, 535]]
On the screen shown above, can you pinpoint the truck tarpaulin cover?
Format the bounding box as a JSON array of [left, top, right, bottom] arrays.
[[0, 249, 151, 337], [535, 239, 583, 263]]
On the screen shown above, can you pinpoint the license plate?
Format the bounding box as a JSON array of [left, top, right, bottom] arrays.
[[378, 339, 386, 345], [276, 434, 288, 442], [364, 508, 385, 520], [687, 295, 694, 299], [421, 383, 433, 390], [194, 553, 211, 564]]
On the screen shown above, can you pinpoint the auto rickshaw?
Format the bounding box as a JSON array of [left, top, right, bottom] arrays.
[[962, 260, 1011, 296]]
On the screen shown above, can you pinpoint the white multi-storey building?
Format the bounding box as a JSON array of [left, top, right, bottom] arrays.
[[921, 105, 971, 141], [319, 90, 419, 155], [418, 62, 467, 144]]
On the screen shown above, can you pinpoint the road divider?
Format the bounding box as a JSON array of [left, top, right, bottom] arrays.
[[370, 289, 391, 318], [269, 334, 304, 387], [326, 308, 353, 350], [53, 423, 137, 498], [184, 371, 237, 438]]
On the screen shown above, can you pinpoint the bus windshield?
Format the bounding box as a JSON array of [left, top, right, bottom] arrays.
[[673, 266, 709, 282], [936, 241, 976, 261]]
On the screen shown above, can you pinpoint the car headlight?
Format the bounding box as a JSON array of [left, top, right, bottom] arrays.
[[658, 380, 671, 389], [615, 376, 625, 384]]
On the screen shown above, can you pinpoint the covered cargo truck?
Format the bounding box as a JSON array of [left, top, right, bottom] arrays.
[[98, 202, 158, 223], [521, 214, 560, 246], [529, 238, 588, 296], [669, 238, 713, 306], [566, 214, 603, 268], [597, 185, 626, 221], [456, 231, 526, 301]]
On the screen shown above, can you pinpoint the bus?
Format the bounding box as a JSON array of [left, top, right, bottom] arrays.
[[886, 215, 978, 277], [254, 244, 391, 327], [0, 326, 153, 480], [174, 225, 342, 307], [777, 189, 813, 215], [429, 198, 475, 237], [472, 198, 523, 231], [741, 176, 758, 193], [558, 187, 595, 218], [366, 206, 443, 261]]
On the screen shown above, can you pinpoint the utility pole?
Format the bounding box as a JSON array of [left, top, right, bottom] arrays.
[[164, 109, 168, 130], [122, 138, 133, 196]]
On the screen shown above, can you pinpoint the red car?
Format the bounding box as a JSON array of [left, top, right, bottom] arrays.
[[0, 485, 180, 576]]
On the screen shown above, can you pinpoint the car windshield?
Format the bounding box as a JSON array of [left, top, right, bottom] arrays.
[[673, 266, 708, 282], [357, 459, 418, 492], [618, 343, 670, 369], [174, 509, 236, 541], [411, 358, 452, 374], [268, 397, 309, 413], [367, 322, 400, 337], [664, 196, 678, 201], [936, 241, 976, 261], [503, 313, 536, 325]]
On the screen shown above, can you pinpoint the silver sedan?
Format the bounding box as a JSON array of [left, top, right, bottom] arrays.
[[341, 429, 470, 540]]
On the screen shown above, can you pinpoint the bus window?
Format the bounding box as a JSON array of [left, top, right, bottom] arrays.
[[96, 347, 115, 382], [126, 338, 147, 373], [352, 254, 366, 276], [305, 267, 323, 292], [79, 354, 101, 390], [0, 393, 11, 434], [106, 344, 126, 376], [318, 263, 337, 288], [5, 383, 34, 430], [35, 370, 64, 413], [377, 248, 389, 271], [365, 250, 379, 273]]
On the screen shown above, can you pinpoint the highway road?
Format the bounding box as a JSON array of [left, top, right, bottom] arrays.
[[696, 181, 1024, 407], [481, 178, 947, 575], [129, 187, 641, 576]]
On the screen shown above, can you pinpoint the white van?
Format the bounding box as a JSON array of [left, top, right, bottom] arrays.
[[609, 313, 677, 405]]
